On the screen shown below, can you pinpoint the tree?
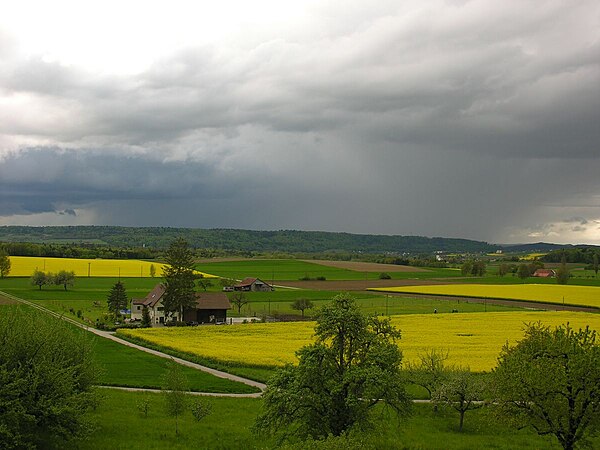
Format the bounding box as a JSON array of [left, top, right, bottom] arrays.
[[493, 322, 600, 450], [593, 253, 599, 277], [471, 260, 486, 277], [107, 281, 128, 317], [30, 269, 48, 290], [517, 264, 530, 281], [191, 399, 212, 422], [54, 270, 76, 291], [219, 277, 236, 288], [254, 294, 411, 439], [406, 348, 452, 400], [162, 238, 197, 321], [196, 274, 213, 291], [150, 264, 156, 278], [0, 307, 98, 447], [497, 263, 509, 277], [460, 261, 473, 276], [291, 298, 314, 318], [141, 306, 152, 327], [162, 361, 189, 436], [229, 292, 249, 315], [556, 254, 570, 285], [0, 249, 10, 278], [433, 368, 485, 432]]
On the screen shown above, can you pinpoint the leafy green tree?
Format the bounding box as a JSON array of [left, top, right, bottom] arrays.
[[0, 307, 98, 447], [291, 298, 314, 318], [54, 270, 76, 291], [229, 292, 249, 315], [460, 261, 473, 276], [0, 249, 10, 278], [149, 264, 156, 278], [191, 399, 212, 422], [517, 264, 530, 281], [196, 274, 213, 291], [162, 238, 197, 320], [497, 263, 509, 277], [141, 306, 152, 328], [30, 269, 48, 290], [593, 253, 599, 277], [493, 323, 600, 450], [433, 368, 485, 432], [107, 281, 128, 317], [406, 348, 452, 400], [556, 255, 570, 285], [162, 361, 189, 436], [471, 260, 486, 277], [219, 277, 237, 288], [254, 293, 411, 439]]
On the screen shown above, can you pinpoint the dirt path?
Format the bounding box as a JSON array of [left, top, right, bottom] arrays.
[[280, 279, 446, 291], [0, 290, 266, 393], [97, 385, 261, 398], [302, 260, 429, 273]]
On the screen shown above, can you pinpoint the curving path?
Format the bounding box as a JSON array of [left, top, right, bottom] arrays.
[[1, 290, 266, 394]]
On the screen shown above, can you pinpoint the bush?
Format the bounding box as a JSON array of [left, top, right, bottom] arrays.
[[379, 272, 391, 280]]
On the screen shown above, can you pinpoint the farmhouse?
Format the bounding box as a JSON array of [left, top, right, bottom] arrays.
[[533, 269, 556, 278], [131, 284, 231, 325], [233, 277, 274, 292]]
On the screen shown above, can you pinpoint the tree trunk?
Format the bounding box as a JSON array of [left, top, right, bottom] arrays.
[[459, 410, 465, 432]]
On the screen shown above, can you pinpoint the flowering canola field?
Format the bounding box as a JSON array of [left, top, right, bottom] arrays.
[[118, 311, 600, 371], [7, 256, 215, 278], [369, 284, 600, 308]]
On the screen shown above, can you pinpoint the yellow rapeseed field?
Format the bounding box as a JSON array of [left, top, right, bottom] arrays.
[[369, 284, 600, 308], [118, 311, 600, 371], [7, 256, 215, 278]]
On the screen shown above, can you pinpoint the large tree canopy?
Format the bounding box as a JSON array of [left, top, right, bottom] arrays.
[[493, 322, 600, 450], [254, 293, 411, 440], [0, 307, 98, 448], [162, 238, 196, 320]]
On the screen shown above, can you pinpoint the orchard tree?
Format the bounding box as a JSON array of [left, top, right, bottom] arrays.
[[517, 264, 530, 281], [229, 292, 249, 315], [54, 270, 76, 291], [254, 293, 411, 440], [493, 323, 600, 450], [556, 255, 570, 285], [497, 263, 509, 277], [162, 361, 189, 436], [30, 270, 48, 290], [593, 253, 599, 277], [150, 264, 156, 278], [291, 298, 314, 318], [162, 238, 196, 320], [433, 368, 485, 432], [406, 348, 452, 400], [0, 308, 98, 447], [196, 274, 213, 292], [107, 281, 128, 317], [0, 249, 10, 278]]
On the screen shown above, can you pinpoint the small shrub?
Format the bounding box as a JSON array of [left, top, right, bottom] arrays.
[[137, 398, 151, 418], [379, 272, 391, 280], [316, 276, 327, 281], [191, 400, 212, 422], [76, 310, 83, 318]]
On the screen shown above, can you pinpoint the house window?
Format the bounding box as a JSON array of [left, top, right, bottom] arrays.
[[137, 306, 141, 310], [158, 307, 164, 312]]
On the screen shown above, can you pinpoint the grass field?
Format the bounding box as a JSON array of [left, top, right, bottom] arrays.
[[118, 311, 600, 372], [67, 389, 576, 449], [196, 259, 462, 281], [8, 256, 215, 278], [369, 284, 600, 308]]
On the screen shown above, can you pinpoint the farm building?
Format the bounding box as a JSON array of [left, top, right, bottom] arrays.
[[131, 284, 231, 325], [533, 269, 556, 278], [233, 277, 274, 292]]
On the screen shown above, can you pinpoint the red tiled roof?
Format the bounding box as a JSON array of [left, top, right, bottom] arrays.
[[194, 292, 231, 310], [533, 269, 555, 277], [236, 277, 258, 287]]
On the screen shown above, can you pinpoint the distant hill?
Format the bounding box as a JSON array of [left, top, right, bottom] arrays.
[[0, 226, 498, 254], [499, 242, 581, 253]]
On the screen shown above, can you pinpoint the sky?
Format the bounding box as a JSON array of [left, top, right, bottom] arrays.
[[0, 0, 599, 244]]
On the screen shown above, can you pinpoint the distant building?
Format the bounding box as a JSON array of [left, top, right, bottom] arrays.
[[233, 277, 274, 292], [533, 269, 556, 278]]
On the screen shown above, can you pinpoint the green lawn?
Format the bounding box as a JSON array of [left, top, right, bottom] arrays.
[[67, 389, 581, 449], [196, 259, 463, 281]]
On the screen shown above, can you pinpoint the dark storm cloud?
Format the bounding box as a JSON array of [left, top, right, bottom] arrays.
[[1, 1, 599, 242]]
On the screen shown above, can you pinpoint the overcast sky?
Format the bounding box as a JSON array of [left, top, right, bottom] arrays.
[[0, 1, 599, 244]]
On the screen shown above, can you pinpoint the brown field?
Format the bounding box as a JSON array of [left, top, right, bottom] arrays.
[[302, 260, 429, 273], [280, 279, 444, 291]]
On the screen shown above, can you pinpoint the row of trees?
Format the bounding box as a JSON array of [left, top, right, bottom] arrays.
[[30, 269, 76, 290], [254, 294, 600, 450]]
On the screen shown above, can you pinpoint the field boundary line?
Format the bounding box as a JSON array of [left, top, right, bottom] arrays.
[[0, 290, 266, 393], [97, 385, 261, 398]]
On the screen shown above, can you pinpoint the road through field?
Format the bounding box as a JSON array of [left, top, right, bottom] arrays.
[[0, 290, 266, 395]]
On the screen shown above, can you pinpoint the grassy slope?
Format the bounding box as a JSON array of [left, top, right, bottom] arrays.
[[68, 389, 580, 449]]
